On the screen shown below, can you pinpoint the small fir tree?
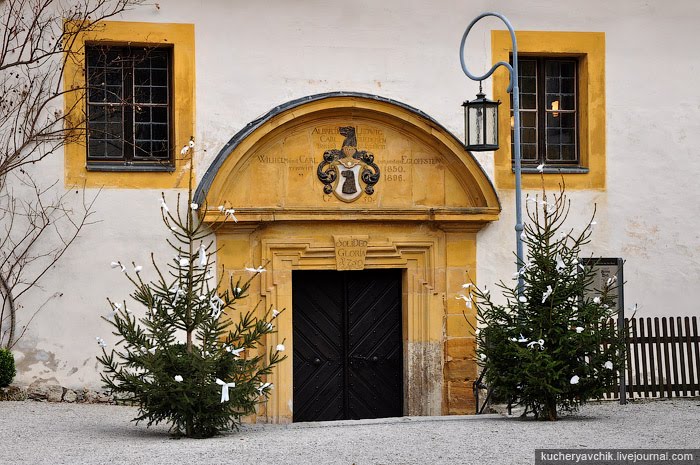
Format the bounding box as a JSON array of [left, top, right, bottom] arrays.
[[469, 183, 625, 420], [97, 140, 285, 438]]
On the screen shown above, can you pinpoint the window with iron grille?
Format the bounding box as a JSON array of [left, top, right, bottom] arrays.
[[511, 57, 579, 166], [85, 45, 172, 170]]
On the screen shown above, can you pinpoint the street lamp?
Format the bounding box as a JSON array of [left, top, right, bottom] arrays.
[[462, 83, 500, 152], [460, 12, 525, 293]]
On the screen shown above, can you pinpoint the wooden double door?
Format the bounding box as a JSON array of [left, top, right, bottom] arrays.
[[292, 269, 403, 422]]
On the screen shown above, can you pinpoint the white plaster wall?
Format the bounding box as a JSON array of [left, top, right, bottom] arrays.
[[10, 0, 700, 389]]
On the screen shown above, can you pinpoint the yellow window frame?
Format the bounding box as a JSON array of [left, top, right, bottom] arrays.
[[64, 21, 195, 188], [491, 31, 605, 190]]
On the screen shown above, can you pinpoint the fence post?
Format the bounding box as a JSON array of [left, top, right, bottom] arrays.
[[617, 258, 626, 405]]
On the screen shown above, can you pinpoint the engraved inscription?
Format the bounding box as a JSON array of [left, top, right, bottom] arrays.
[[334, 235, 369, 270]]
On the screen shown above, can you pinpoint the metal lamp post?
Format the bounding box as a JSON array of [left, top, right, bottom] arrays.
[[460, 12, 524, 293]]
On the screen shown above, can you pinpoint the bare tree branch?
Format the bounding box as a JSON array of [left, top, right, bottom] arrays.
[[0, 0, 143, 348]]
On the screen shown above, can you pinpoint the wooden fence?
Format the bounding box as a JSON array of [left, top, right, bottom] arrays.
[[605, 316, 700, 400]]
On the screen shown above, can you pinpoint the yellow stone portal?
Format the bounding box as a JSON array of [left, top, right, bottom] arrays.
[[199, 94, 500, 422]]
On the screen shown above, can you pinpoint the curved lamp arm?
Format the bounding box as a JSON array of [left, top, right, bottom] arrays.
[[459, 12, 525, 294], [459, 12, 518, 93]]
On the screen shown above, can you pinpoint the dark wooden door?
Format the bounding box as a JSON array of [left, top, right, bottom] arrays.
[[292, 269, 403, 422]]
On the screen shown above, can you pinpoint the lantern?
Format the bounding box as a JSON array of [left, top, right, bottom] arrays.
[[462, 89, 500, 151]]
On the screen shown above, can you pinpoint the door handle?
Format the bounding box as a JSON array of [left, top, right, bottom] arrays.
[[371, 356, 379, 362], [313, 358, 322, 365]]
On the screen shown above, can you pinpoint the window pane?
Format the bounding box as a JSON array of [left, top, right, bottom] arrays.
[[521, 77, 536, 94], [561, 78, 575, 93], [522, 128, 537, 144], [521, 59, 536, 76], [546, 77, 559, 93], [521, 94, 537, 110], [562, 144, 576, 161], [152, 123, 168, 141], [151, 141, 170, 160], [521, 111, 537, 128], [152, 107, 168, 122], [88, 105, 105, 122], [105, 122, 123, 139], [546, 128, 560, 145], [135, 123, 151, 140], [135, 106, 151, 123], [522, 144, 537, 160], [135, 141, 152, 158], [105, 140, 123, 158], [151, 87, 168, 104], [561, 113, 576, 129], [89, 122, 106, 139], [105, 85, 122, 103], [88, 140, 106, 158], [561, 95, 575, 110], [105, 68, 122, 86], [135, 69, 150, 86], [560, 61, 576, 77], [151, 69, 168, 87], [105, 106, 122, 124], [545, 60, 560, 77], [546, 144, 561, 161], [561, 128, 575, 144], [547, 113, 561, 129], [88, 86, 105, 102], [134, 86, 150, 103], [149, 51, 168, 69]]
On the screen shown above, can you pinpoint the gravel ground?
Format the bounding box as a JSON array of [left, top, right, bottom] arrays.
[[1, 399, 699, 465]]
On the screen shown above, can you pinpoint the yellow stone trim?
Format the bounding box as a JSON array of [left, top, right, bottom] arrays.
[[63, 21, 195, 188], [491, 30, 606, 190], [216, 221, 480, 422], [204, 95, 501, 212]]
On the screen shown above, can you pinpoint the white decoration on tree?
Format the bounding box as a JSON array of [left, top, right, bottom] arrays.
[[216, 378, 236, 403], [257, 382, 273, 395], [110, 261, 126, 272], [198, 243, 207, 268], [244, 266, 266, 273], [542, 285, 553, 303]]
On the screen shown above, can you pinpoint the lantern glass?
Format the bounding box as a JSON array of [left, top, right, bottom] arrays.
[[463, 93, 500, 151]]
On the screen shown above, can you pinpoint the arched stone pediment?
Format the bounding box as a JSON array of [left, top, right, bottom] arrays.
[[196, 92, 500, 226], [194, 93, 501, 421]]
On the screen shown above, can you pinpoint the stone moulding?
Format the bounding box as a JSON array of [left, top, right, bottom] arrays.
[[195, 93, 500, 422]]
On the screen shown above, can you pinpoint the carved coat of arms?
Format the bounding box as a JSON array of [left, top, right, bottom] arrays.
[[316, 126, 380, 202]]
